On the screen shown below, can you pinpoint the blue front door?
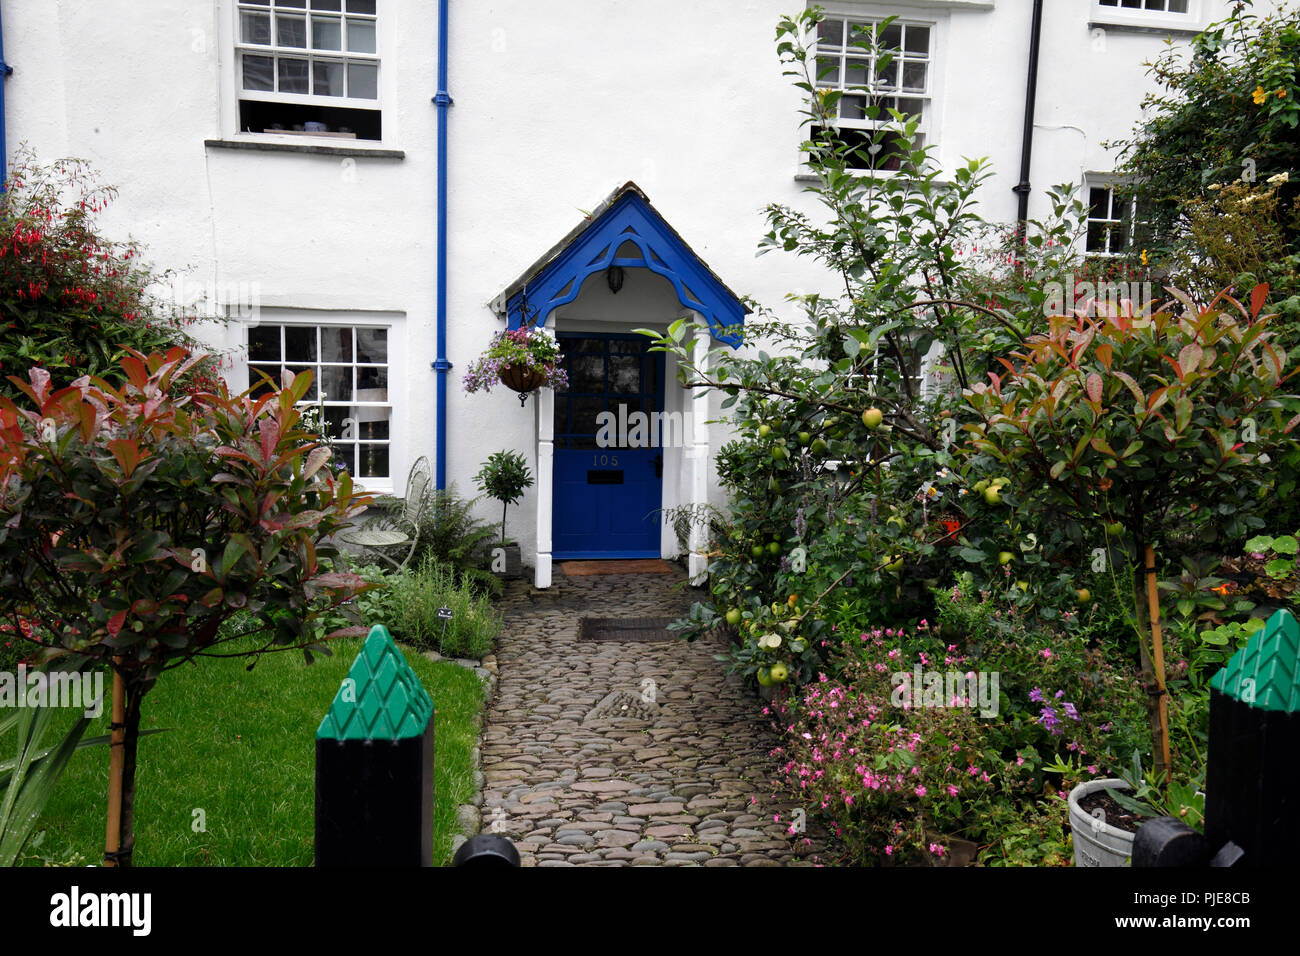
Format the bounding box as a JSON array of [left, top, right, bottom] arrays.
[[553, 333, 665, 559]]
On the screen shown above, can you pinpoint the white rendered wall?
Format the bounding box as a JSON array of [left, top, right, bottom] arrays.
[[2, 0, 1257, 572]]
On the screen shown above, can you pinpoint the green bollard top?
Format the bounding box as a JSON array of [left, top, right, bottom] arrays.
[[316, 624, 435, 740], [1209, 608, 1300, 712]]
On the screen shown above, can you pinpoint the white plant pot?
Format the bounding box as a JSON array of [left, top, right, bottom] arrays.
[[1068, 778, 1135, 867]]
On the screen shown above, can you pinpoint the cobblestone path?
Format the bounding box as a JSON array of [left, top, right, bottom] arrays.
[[480, 568, 828, 866]]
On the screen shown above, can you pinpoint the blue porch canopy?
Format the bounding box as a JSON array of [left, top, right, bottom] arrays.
[[490, 182, 748, 347]]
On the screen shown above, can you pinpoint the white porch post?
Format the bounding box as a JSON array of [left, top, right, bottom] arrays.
[[686, 314, 711, 585], [534, 316, 556, 589]]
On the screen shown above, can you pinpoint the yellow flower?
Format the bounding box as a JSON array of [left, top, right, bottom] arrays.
[[1253, 85, 1268, 104], [1140, 249, 1149, 266], [1277, 87, 1287, 98]]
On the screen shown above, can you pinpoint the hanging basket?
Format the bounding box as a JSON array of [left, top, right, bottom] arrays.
[[498, 364, 548, 406]]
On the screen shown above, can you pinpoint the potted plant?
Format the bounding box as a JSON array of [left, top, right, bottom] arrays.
[[463, 326, 568, 404], [475, 449, 534, 579], [1067, 777, 1138, 867]]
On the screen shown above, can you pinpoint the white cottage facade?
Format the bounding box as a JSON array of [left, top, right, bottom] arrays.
[[2, 0, 1253, 586]]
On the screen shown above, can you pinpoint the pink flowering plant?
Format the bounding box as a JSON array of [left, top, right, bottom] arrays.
[[462, 326, 568, 394], [767, 635, 1006, 865], [768, 591, 1146, 864]]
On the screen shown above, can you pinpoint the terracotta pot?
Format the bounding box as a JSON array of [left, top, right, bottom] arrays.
[[498, 363, 547, 394]]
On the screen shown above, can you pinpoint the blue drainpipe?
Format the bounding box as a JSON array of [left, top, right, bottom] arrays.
[[430, 0, 453, 490], [0, 2, 15, 191]]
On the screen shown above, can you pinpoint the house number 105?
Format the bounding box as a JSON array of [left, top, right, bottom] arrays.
[[593, 454, 620, 466]]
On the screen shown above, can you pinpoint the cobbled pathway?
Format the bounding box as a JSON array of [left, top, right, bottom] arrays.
[[479, 568, 829, 866]]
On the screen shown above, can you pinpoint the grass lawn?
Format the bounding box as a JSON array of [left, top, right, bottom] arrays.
[[12, 636, 483, 867]]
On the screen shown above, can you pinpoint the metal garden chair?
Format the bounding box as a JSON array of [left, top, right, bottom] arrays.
[[339, 455, 432, 571]]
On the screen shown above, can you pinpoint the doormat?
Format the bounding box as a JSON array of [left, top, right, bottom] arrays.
[[561, 559, 676, 576], [578, 617, 678, 642]]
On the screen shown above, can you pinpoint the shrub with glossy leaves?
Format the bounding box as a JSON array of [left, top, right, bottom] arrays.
[[0, 348, 371, 864]]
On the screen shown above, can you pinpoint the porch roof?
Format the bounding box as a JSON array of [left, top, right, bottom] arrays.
[[488, 181, 748, 347]]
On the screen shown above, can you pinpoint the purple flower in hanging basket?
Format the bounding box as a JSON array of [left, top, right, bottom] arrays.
[[463, 326, 568, 395]]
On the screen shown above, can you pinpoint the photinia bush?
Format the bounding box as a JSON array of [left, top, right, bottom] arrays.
[[0, 348, 372, 865]]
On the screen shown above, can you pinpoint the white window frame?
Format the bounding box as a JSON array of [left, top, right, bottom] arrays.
[[1091, 0, 1207, 33], [219, 0, 399, 149], [240, 312, 398, 494], [1082, 175, 1137, 257], [810, 9, 938, 167]]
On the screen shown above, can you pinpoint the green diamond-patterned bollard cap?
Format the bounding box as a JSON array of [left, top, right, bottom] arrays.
[[316, 624, 434, 740], [1209, 608, 1300, 712]]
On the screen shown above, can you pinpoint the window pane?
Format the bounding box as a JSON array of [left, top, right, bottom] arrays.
[[312, 0, 342, 9], [241, 12, 272, 44], [880, 24, 902, 52], [840, 95, 868, 121], [249, 325, 281, 361], [902, 61, 927, 92], [242, 54, 274, 91], [1169, 0, 1188, 11], [346, 19, 376, 53], [347, 62, 378, 99], [897, 97, 925, 120], [847, 21, 873, 49], [278, 0, 306, 7], [321, 364, 354, 402], [818, 19, 844, 48], [1086, 221, 1108, 252], [284, 325, 317, 361], [816, 55, 840, 86], [278, 57, 309, 93], [312, 16, 342, 49], [844, 58, 868, 87], [357, 417, 389, 441], [346, 0, 377, 13], [904, 25, 929, 54], [1089, 188, 1111, 218], [569, 397, 602, 436], [356, 328, 387, 363], [277, 14, 307, 48], [357, 365, 387, 391], [248, 364, 281, 396], [313, 60, 345, 95], [876, 59, 898, 90], [609, 354, 641, 394], [358, 444, 389, 479], [324, 406, 351, 442], [286, 367, 317, 400], [321, 327, 354, 363]]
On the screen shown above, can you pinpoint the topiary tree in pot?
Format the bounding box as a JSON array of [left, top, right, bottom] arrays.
[[474, 450, 534, 578]]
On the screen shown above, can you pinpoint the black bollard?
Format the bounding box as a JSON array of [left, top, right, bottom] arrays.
[[315, 624, 436, 867], [454, 834, 521, 867], [1203, 608, 1300, 867], [1133, 816, 1209, 868]]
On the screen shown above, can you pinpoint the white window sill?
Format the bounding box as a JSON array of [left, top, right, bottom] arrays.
[[205, 134, 404, 159], [795, 170, 949, 187], [825, 0, 994, 8], [1089, 5, 1207, 37]]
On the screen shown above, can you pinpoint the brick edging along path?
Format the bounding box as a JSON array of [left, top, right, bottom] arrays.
[[479, 569, 829, 866]]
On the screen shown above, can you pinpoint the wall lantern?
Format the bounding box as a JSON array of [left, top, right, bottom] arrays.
[[606, 264, 625, 294]]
